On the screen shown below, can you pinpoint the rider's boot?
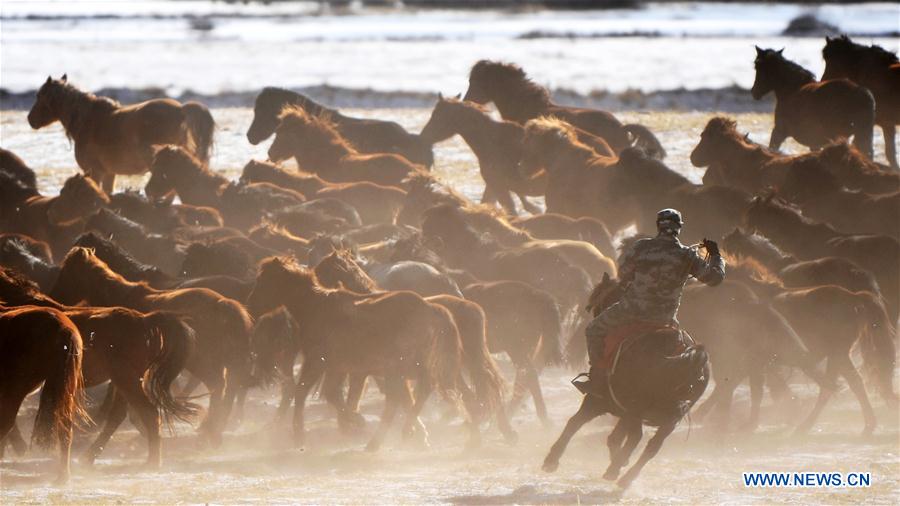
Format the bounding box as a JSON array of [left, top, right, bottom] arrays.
[[572, 365, 609, 398]]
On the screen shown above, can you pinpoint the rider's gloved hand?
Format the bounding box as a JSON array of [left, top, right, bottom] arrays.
[[701, 238, 720, 257]]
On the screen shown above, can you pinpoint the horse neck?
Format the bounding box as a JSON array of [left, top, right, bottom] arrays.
[[718, 136, 776, 169], [55, 88, 112, 141], [179, 166, 227, 204], [754, 207, 837, 254], [451, 107, 514, 154], [295, 137, 353, 170], [546, 138, 597, 177], [738, 239, 797, 271], [771, 66, 815, 100], [78, 262, 146, 306], [491, 87, 549, 123]]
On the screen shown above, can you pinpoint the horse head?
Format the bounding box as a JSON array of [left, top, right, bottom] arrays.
[[27, 74, 67, 129], [47, 174, 109, 226], [419, 93, 464, 144]]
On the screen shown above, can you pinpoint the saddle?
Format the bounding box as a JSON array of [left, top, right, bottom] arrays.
[[600, 321, 683, 370]]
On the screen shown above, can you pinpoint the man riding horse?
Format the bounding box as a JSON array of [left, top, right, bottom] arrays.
[[577, 208, 725, 397]]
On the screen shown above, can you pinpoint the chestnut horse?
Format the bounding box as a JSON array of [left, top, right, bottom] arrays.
[[463, 60, 666, 159], [246, 257, 463, 451], [690, 116, 786, 192], [823, 36, 900, 168], [1, 304, 85, 484], [246, 87, 433, 167], [267, 107, 425, 188], [751, 47, 875, 158], [49, 247, 253, 446], [27, 75, 214, 192], [542, 274, 709, 489]]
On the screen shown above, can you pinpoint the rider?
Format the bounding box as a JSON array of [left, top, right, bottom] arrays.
[[577, 208, 725, 397]]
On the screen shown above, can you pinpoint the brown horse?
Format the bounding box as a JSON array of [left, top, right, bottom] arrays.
[[267, 106, 425, 188], [510, 214, 616, 262], [462, 280, 564, 427], [85, 208, 186, 277], [246, 257, 462, 451], [241, 160, 407, 225], [1, 147, 37, 189], [49, 247, 253, 446], [27, 75, 214, 192], [823, 36, 900, 168], [463, 60, 666, 159], [246, 87, 433, 167], [109, 190, 224, 233], [146, 145, 305, 231], [0, 304, 85, 484], [0, 268, 197, 466], [780, 158, 900, 238], [542, 274, 709, 489], [743, 193, 900, 320], [690, 116, 786, 191], [751, 47, 875, 157], [0, 235, 59, 291]]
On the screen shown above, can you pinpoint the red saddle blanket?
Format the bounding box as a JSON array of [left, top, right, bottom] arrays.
[[600, 321, 681, 369]]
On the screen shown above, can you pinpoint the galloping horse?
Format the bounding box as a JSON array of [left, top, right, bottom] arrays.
[[27, 75, 214, 192], [542, 274, 709, 489], [246, 87, 433, 167], [751, 47, 875, 158], [823, 36, 900, 168], [463, 60, 666, 159]]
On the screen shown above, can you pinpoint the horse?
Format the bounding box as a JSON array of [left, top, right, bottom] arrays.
[[779, 158, 900, 238], [726, 259, 897, 434], [823, 36, 900, 168], [85, 208, 186, 277], [542, 273, 709, 489], [73, 232, 173, 288], [0, 268, 197, 466], [743, 193, 900, 320], [0, 236, 59, 291], [248, 223, 310, 258], [241, 160, 407, 225], [0, 147, 37, 189], [462, 280, 564, 427], [146, 145, 305, 231], [690, 116, 787, 192], [0, 304, 85, 484], [463, 60, 666, 159], [267, 106, 425, 188], [751, 47, 875, 158], [510, 214, 616, 262], [109, 190, 224, 232], [49, 247, 253, 446], [246, 87, 433, 167], [27, 75, 214, 192], [419, 95, 547, 214], [246, 257, 463, 451]]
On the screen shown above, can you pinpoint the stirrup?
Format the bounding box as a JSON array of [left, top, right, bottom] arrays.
[[571, 373, 591, 394]]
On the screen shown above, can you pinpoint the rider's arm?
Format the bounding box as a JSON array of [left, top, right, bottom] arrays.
[[687, 247, 725, 287]]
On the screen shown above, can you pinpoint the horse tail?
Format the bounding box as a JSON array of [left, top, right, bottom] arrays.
[[428, 304, 463, 397], [144, 311, 199, 424], [32, 320, 87, 449], [539, 297, 565, 367], [623, 124, 667, 160], [850, 88, 876, 160], [858, 293, 897, 406], [455, 304, 506, 415], [183, 101, 215, 162]]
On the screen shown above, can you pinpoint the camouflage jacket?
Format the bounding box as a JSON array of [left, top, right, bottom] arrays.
[[617, 233, 725, 322]]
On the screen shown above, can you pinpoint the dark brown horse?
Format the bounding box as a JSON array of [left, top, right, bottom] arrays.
[[146, 145, 305, 231], [751, 47, 875, 157], [49, 247, 253, 446], [85, 208, 186, 277], [0, 268, 196, 466], [246, 87, 433, 167], [542, 274, 709, 488], [27, 75, 214, 192], [463, 60, 666, 159], [241, 160, 407, 225], [823, 36, 900, 168], [1, 304, 86, 483], [690, 116, 786, 192], [109, 190, 224, 233], [0, 147, 37, 189], [267, 107, 425, 188], [246, 257, 462, 451]]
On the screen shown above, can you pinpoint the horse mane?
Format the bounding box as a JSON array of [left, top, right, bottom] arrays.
[[815, 140, 883, 175], [314, 249, 378, 294], [824, 35, 899, 66], [277, 105, 356, 158], [723, 253, 786, 291], [73, 232, 161, 280], [470, 60, 552, 108], [442, 96, 492, 116], [524, 116, 599, 159], [403, 172, 469, 208], [153, 144, 219, 180], [61, 173, 110, 203], [258, 255, 333, 295], [758, 49, 816, 87], [703, 116, 774, 154], [258, 87, 333, 116], [45, 80, 120, 142], [0, 266, 54, 305]]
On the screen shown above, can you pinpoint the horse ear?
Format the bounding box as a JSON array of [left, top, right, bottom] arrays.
[[46, 75, 52, 84], [776, 48, 784, 55], [438, 92, 443, 100], [825, 36, 832, 42], [61, 73, 68, 82], [754, 45, 763, 56], [454, 93, 461, 99]]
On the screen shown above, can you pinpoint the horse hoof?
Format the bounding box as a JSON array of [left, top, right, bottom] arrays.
[[542, 459, 559, 473], [503, 429, 519, 445], [602, 468, 619, 481], [617, 474, 635, 489]]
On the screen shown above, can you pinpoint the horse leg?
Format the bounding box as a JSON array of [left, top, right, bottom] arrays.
[[193, 366, 225, 447], [617, 422, 676, 489], [603, 417, 642, 481], [114, 376, 162, 468], [3, 421, 28, 457], [517, 193, 542, 215], [403, 373, 433, 448], [711, 377, 739, 432], [795, 357, 839, 435], [481, 185, 498, 206], [292, 359, 326, 448], [524, 362, 552, 429], [365, 375, 403, 452], [230, 387, 247, 428], [768, 124, 788, 152], [83, 389, 128, 466], [347, 373, 368, 413], [542, 394, 607, 472], [835, 355, 877, 435], [100, 173, 116, 194], [506, 355, 528, 416], [455, 374, 483, 449], [494, 188, 520, 216], [0, 390, 29, 461], [274, 352, 296, 423], [882, 124, 898, 169], [739, 370, 764, 433], [692, 380, 722, 421], [323, 372, 363, 432]]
